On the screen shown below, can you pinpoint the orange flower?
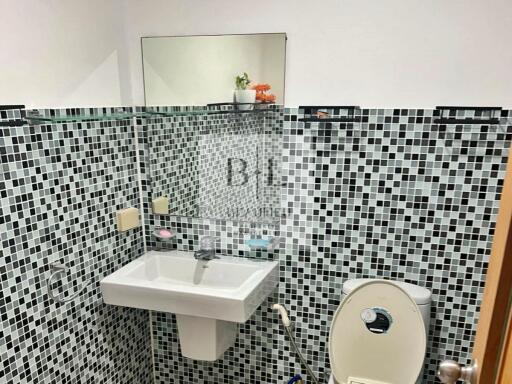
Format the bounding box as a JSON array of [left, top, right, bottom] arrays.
[[251, 83, 271, 92], [256, 93, 276, 103], [264, 93, 276, 103]]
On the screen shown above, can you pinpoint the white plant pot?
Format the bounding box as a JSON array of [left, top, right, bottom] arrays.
[[234, 89, 256, 110]]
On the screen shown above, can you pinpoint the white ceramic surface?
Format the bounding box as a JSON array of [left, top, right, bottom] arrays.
[[334, 279, 432, 384], [330, 281, 427, 384], [234, 89, 256, 110], [100, 250, 279, 323]]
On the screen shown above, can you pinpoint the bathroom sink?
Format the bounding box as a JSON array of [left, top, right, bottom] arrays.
[[100, 250, 278, 322], [101, 250, 278, 360]]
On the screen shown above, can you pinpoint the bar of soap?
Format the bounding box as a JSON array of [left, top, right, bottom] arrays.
[[152, 196, 169, 215], [158, 229, 173, 238], [245, 238, 270, 248], [116, 207, 140, 232]]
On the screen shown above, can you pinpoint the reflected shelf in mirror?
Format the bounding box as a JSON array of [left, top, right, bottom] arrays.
[[206, 102, 278, 116], [144, 103, 278, 119]]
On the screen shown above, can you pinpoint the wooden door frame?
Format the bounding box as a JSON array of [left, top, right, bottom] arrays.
[[497, 302, 512, 383], [473, 144, 512, 384]]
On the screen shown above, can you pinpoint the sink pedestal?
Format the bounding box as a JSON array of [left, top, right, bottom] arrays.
[[176, 315, 238, 361]]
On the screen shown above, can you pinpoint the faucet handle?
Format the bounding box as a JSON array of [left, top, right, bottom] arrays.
[[199, 236, 219, 250]]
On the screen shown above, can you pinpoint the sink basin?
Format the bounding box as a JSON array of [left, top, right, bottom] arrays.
[[101, 250, 278, 322], [101, 250, 278, 360]]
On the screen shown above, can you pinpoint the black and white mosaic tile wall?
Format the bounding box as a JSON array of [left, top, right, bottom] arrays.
[[2, 103, 511, 384], [0, 106, 153, 383], [0, 105, 26, 127], [145, 107, 512, 384]]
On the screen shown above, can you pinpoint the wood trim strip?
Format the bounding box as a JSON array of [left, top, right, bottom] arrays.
[[473, 144, 512, 384], [498, 298, 512, 383]]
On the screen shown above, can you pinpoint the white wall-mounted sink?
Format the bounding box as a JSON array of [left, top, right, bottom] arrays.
[[101, 250, 278, 360]]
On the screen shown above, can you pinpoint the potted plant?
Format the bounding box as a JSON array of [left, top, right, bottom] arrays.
[[234, 72, 256, 110]]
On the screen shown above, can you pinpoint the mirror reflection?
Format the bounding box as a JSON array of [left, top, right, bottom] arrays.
[[142, 33, 286, 224], [146, 108, 282, 223], [142, 33, 286, 106]]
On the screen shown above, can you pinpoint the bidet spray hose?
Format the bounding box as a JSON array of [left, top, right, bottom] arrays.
[[272, 304, 320, 384], [273, 304, 291, 326]]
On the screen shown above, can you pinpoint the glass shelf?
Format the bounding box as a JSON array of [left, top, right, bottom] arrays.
[[26, 110, 211, 123], [23, 104, 278, 125], [24, 112, 141, 123], [0, 119, 26, 127], [144, 110, 208, 118]]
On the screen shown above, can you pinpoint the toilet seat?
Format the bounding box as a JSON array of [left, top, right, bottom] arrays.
[[329, 280, 426, 384]]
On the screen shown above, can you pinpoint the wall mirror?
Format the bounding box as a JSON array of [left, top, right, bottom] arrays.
[[142, 33, 286, 224], [142, 33, 286, 105]]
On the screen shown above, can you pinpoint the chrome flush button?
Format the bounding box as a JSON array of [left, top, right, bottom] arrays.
[[361, 308, 377, 323], [361, 307, 393, 334]]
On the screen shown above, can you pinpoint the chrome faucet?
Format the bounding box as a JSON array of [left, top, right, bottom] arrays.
[[194, 236, 220, 261]]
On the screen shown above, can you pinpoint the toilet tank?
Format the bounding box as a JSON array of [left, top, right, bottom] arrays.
[[341, 278, 432, 335]]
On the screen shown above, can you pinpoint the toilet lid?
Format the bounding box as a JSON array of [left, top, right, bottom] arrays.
[[329, 280, 426, 384]]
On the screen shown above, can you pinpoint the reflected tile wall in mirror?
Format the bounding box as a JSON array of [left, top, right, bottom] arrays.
[[145, 106, 283, 224]]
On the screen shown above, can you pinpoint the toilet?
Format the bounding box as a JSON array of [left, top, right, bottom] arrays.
[[328, 279, 432, 384]]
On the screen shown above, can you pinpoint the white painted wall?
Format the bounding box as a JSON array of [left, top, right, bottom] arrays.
[[0, 0, 511, 108], [0, 0, 131, 108], [122, 0, 512, 108]]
